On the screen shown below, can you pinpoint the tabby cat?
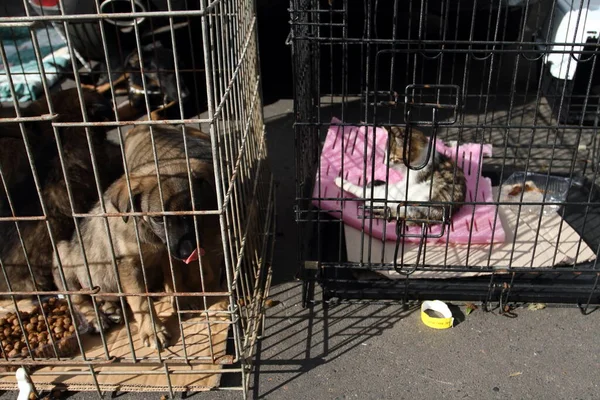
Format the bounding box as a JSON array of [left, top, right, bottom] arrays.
[[334, 126, 466, 224]]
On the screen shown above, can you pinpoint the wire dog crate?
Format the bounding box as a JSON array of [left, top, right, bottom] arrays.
[[290, 0, 600, 310], [0, 0, 273, 398]]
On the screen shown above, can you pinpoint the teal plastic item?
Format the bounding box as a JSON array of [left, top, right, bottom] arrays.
[[0, 25, 71, 102]]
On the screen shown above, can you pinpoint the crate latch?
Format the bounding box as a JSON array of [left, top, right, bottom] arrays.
[[392, 203, 450, 275], [403, 84, 460, 170]]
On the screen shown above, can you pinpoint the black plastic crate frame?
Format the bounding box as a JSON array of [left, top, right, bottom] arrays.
[[289, 0, 600, 310]]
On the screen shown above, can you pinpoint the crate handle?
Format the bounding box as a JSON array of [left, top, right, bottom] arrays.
[[393, 219, 425, 275], [402, 108, 439, 171], [392, 204, 451, 275]]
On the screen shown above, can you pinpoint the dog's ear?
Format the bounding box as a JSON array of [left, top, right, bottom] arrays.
[[188, 166, 217, 211], [125, 50, 141, 69], [182, 161, 216, 210], [86, 100, 113, 122], [80, 90, 114, 122], [109, 177, 146, 223], [196, 177, 217, 210], [188, 159, 212, 177], [143, 41, 162, 52]]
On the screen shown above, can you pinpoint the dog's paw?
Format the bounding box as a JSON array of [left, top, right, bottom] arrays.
[[333, 177, 343, 188], [175, 296, 204, 313], [100, 301, 123, 325], [82, 310, 111, 333], [139, 320, 171, 350], [210, 298, 229, 313]]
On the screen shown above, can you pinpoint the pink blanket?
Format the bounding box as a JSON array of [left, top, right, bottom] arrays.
[[312, 117, 505, 244]]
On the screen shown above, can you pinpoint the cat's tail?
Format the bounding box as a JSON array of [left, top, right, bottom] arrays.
[[334, 177, 363, 198]]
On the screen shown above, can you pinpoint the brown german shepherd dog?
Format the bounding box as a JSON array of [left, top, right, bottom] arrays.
[[0, 88, 122, 294], [54, 125, 224, 350]]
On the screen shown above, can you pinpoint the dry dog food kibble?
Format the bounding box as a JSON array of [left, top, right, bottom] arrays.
[[0, 298, 83, 359]]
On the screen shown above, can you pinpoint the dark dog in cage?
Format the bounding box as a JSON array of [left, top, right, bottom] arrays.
[[335, 126, 467, 224], [123, 42, 191, 120], [0, 88, 123, 295], [53, 124, 225, 349], [83, 42, 192, 122]]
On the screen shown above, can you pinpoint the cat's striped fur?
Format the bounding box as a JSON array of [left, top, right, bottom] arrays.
[[334, 126, 466, 225]]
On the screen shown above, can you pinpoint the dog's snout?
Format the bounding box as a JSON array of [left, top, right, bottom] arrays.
[[176, 238, 196, 260], [163, 77, 189, 103], [179, 87, 190, 101]]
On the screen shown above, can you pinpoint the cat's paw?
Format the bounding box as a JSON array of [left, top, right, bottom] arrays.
[[396, 206, 407, 219], [334, 177, 343, 188]]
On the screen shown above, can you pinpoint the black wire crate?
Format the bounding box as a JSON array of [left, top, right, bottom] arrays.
[[289, 0, 600, 310]]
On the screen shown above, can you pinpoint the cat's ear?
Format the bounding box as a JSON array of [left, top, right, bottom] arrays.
[[390, 126, 404, 144], [389, 125, 402, 137]]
